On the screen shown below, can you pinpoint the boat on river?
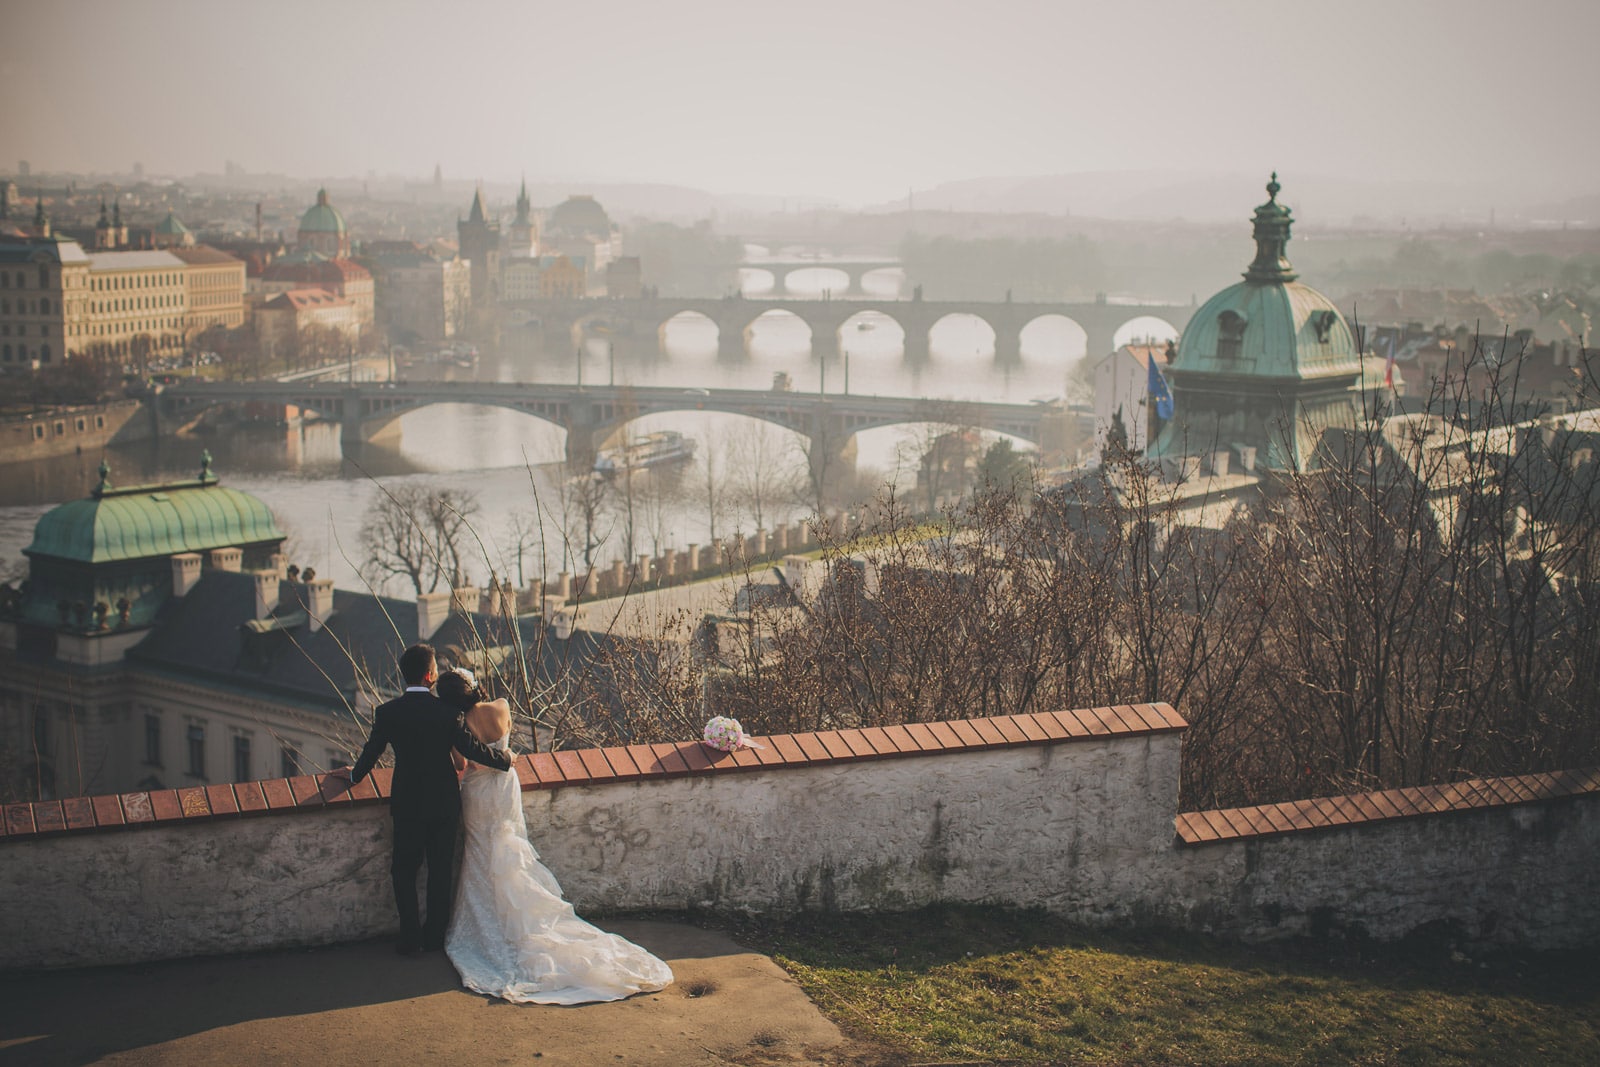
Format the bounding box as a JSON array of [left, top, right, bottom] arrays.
[[593, 430, 697, 475]]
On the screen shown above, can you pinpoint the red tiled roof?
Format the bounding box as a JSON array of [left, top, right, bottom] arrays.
[[0, 704, 1185, 841], [1173, 767, 1600, 846]]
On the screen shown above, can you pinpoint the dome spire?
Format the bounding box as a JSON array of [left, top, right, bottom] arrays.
[[1244, 171, 1297, 283]]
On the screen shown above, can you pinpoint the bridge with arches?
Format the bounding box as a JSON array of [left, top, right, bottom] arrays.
[[504, 295, 1194, 365], [737, 258, 904, 297], [159, 379, 1056, 469]]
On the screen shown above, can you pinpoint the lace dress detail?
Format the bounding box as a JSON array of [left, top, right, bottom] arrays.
[[446, 734, 673, 1004]]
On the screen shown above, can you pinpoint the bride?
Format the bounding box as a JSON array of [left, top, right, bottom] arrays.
[[436, 668, 673, 1004]]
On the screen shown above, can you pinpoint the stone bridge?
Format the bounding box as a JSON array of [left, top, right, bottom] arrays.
[[503, 296, 1194, 365], [738, 259, 903, 296], [159, 379, 1053, 466]]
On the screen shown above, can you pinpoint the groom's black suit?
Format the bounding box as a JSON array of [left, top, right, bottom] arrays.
[[350, 687, 513, 950]]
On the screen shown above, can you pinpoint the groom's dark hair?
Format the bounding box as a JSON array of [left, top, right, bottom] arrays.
[[399, 644, 437, 687]]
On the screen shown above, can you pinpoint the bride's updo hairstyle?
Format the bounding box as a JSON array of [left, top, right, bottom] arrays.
[[437, 667, 487, 712]]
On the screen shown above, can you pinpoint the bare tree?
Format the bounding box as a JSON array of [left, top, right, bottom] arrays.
[[358, 483, 481, 595], [729, 419, 796, 530]]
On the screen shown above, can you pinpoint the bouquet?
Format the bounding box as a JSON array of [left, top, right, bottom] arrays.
[[702, 716, 764, 752]]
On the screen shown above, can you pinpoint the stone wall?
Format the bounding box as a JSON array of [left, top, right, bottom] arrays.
[[1, 705, 1596, 971], [0, 399, 154, 465]]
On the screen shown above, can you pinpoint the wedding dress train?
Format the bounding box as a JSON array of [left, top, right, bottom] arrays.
[[446, 734, 673, 1004]]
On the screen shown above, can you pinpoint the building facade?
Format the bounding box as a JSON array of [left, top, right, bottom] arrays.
[[0, 237, 91, 369], [168, 246, 248, 338], [366, 247, 471, 342]]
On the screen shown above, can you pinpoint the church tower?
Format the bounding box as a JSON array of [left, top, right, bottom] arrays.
[[457, 186, 501, 312], [507, 176, 537, 258]]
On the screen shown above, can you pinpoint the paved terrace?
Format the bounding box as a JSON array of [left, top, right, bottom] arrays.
[[0, 922, 852, 1067]]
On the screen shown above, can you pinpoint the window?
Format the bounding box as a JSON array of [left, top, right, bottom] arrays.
[[186, 724, 206, 778], [1217, 310, 1248, 361], [38, 265, 48, 288], [74, 417, 85, 432], [144, 714, 162, 765], [95, 415, 104, 429], [32, 423, 42, 439], [281, 745, 302, 778], [40, 343, 50, 362], [40, 297, 49, 314], [233, 735, 252, 782]]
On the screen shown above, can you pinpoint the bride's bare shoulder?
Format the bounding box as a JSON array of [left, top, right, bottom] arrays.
[[465, 699, 510, 740]]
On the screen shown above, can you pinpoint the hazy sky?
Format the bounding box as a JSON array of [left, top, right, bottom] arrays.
[[4, 0, 1596, 205]]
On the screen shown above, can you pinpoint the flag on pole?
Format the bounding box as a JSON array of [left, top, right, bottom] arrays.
[[1147, 354, 1174, 420]]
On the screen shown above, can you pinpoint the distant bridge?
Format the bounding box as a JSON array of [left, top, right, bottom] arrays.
[[159, 379, 1057, 467], [502, 296, 1194, 365], [738, 259, 903, 297]]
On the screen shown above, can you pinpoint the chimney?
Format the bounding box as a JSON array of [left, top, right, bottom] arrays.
[[636, 554, 652, 583], [782, 555, 813, 599], [484, 582, 501, 617], [1210, 450, 1231, 477], [554, 572, 572, 599], [253, 571, 280, 619], [450, 585, 480, 615], [553, 606, 587, 640], [687, 544, 701, 571], [1233, 444, 1257, 474], [542, 595, 565, 618], [210, 546, 243, 572], [268, 552, 288, 578], [171, 553, 202, 597], [417, 591, 450, 640], [305, 578, 334, 632], [861, 560, 880, 597]]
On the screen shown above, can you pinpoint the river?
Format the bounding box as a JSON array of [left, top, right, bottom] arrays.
[[0, 276, 1178, 596]]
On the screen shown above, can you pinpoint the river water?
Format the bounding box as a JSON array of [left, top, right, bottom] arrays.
[[0, 271, 1178, 596]]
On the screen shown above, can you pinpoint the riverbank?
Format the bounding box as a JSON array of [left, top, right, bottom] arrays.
[[0, 399, 155, 466]]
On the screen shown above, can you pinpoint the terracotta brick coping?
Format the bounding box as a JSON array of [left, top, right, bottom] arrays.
[[1174, 767, 1600, 847], [0, 703, 1184, 842]]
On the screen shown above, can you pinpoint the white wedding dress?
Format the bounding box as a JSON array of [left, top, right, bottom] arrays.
[[446, 732, 673, 1004]]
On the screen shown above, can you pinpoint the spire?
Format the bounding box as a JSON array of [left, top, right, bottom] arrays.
[[113, 199, 122, 227], [97, 198, 109, 227], [33, 191, 46, 227], [1243, 172, 1297, 283], [95, 460, 113, 497], [468, 185, 488, 224], [316, 187, 330, 207], [515, 175, 531, 224]]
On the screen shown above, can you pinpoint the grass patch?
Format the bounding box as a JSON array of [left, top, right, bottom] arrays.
[[692, 906, 1600, 1066]]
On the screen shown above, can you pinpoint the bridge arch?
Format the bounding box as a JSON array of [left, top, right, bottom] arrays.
[[858, 266, 906, 299], [1113, 314, 1182, 349], [779, 266, 852, 299], [745, 308, 815, 360], [658, 310, 720, 359], [736, 267, 777, 296], [928, 312, 998, 360], [1018, 313, 1089, 365]]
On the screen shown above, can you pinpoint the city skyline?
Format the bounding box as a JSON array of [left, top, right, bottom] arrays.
[[4, 0, 1598, 212]]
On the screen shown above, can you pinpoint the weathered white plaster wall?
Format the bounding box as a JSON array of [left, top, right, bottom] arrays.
[[527, 735, 1181, 922], [1163, 797, 1600, 949], [2, 732, 1596, 972]]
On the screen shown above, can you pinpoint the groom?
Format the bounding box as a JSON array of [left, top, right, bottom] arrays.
[[331, 643, 513, 955]]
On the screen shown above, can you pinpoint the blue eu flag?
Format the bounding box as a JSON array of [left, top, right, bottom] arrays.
[[1147, 356, 1174, 421]]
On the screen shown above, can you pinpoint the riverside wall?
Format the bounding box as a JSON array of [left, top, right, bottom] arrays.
[[0, 399, 156, 465], [1, 704, 1595, 971]]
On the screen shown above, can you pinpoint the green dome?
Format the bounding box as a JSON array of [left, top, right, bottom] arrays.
[[299, 188, 347, 235], [1174, 279, 1361, 380], [154, 212, 190, 236], [26, 469, 286, 564]]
